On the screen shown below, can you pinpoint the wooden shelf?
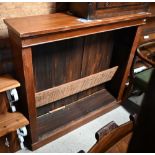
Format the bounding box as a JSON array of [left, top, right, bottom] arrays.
[[0, 75, 20, 93], [33, 89, 120, 149], [0, 112, 29, 137]]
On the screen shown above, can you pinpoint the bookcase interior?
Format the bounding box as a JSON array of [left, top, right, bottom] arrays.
[[31, 26, 137, 139]]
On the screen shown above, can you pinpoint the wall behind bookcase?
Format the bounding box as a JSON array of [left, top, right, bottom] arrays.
[[0, 2, 56, 75]]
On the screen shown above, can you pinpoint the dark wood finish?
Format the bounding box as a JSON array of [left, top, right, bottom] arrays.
[[0, 131, 21, 153], [142, 17, 155, 36], [118, 27, 143, 100], [88, 121, 133, 153], [0, 93, 9, 114], [95, 121, 118, 141], [137, 42, 155, 66], [140, 3, 155, 45], [0, 38, 13, 76], [32, 37, 84, 93], [106, 133, 132, 153], [78, 32, 114, 99], [56, 2, 69, 12], [7, 131, 20, 153], [0, 135, 10, 153], [8, 32, 38, 147], [97, 2, 142, 9], [37, 89, 116, 136], [106, 27, 138, 99], [4, 12, 148, 150], [80, 114, 137, 153], [33, 91, 120, 150], [140, 31, 155, 44], [148, 2, 155, 17], [65, 2, 148, 19], [33, 37, 84, 113], [35, 66, 117, 107]]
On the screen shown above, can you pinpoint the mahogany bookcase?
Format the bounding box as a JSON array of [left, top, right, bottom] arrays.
[[4, 12, 149, 150]]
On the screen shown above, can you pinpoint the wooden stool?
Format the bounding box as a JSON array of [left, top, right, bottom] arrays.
[[0, 75, 29, 153]]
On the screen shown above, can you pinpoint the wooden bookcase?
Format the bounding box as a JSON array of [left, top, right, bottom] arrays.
[[4, 12, 149, 150]]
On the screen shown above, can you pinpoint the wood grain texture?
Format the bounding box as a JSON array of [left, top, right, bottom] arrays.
[[68, 2, 148, 19], [32, 37, 84, 92], [35, 66, 118, 107], [78, 31, 114, 99], [4, 12, 150, 38], [21, 19, 146, 48], [106, 27, 137, 99], [0, 135, 9, 153], [140, 32, 155, 44], [106, 133, 132, 153], [0, 75, 20, 93], [37, 89, 116, 136], [95, 4, 148, 19], [8, 31, 38, 145], [0, 75, 21, 152], [32, 89, 119, 150], [0, 112, 29, 137], [32, 37, 83, 112], [118, 26, 143, 100], [148, 2, 155, 17], [89, 121, 133, 153], [5, 10, 148, 150], [141, 17, 155, 35], [0, 131, 21, 153], [19, 48, 38, 144], [95, 121, 119, 141], [33, 101, 119, 150], [0, 93, 9, 114], [6, 131, 20, 153]]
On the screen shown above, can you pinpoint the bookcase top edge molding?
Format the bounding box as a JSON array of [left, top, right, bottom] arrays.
[[4, 12, 150, 39]]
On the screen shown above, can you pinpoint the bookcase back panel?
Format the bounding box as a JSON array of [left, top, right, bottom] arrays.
[[32, 31, 114, 116]]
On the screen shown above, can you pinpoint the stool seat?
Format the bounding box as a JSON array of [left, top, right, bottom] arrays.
[[0, 75, 29, 138], [0, 75, 20, 93], [0, 112, 29, 138]]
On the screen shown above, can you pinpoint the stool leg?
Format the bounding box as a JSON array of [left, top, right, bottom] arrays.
[[0, 93, 9, 114], [6, 89, 28, 150]]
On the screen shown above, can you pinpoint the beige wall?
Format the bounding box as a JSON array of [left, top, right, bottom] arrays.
[[0, 2, 55, 38], [0, 2, 56, 75]]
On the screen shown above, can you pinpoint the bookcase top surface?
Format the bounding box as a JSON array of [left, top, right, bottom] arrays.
[[4, 12, 150, 38]]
